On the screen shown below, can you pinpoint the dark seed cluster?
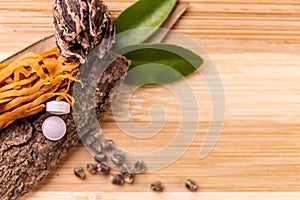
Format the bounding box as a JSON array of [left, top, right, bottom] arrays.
[[74, 134, 199, 191], [74, 163, 199, 191], [74, 161, 135, 186]]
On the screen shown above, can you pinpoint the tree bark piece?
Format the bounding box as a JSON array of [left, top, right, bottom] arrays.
[[0, 52, 130, 200]]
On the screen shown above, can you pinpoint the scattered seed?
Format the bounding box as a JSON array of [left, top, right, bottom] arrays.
[[134, 160, 147, 173], [110, 174, 125, 185], [111, 149, 125, 166], [86, 163, 98, 174], [74, 167, 86, 180], [97, 163, 110, 175], [85, 135, 96, 146], [94, 152, 107, 163], [119, 164, 134, 183], [93, 129, 103, 137], [185, 179, 198, 192], [91, 141, 103, 154], [103, 139, 115, 150], [121, 171, 134, 184], [119, 164, 132, 173], [150, 181, 164, 192]]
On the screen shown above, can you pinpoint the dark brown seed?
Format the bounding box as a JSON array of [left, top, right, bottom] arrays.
[[74, 167, 86, 180], [86, 163, 98, 174], [85, 135, 96, 146], [111, 149, 125, 166], [110, 174, 125, 185], [94, 152, 107, 162], [97, 163, 110, 175], [150, 181, 164, 192], [185, 179, 198, 191], [121, 171, 134, 184], [119, 164, 133, 173], [123, 172, 134, 184], [103, 139, 115, 150], [134, 160, 147, 173], [91, 141, 103, 154]]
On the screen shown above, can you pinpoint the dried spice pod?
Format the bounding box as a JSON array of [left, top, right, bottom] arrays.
[[53, 0, 115, 62], [0, 53, 130, 200]]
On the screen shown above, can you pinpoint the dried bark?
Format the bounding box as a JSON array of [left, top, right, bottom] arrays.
[[0, 52, 130, 200]]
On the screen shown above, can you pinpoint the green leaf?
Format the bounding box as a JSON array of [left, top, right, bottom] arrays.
[[115, 43, 203, 85], [114, 0, 177, 46]]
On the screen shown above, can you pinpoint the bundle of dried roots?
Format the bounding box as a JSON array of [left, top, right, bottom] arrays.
[[0, 47, 80, 130]]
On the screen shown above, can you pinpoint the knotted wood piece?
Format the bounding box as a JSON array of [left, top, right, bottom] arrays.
[[0, 52, 130, 200]]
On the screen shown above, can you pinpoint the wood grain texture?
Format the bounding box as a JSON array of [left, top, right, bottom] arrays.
[[1, 0, 300, 199]]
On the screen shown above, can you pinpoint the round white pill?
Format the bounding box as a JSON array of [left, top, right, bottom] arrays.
[[46, 100, 70, 115], [42, 116, 66, 141]]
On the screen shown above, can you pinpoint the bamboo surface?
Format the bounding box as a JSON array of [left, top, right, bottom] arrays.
[[1, 0, 300, 199]]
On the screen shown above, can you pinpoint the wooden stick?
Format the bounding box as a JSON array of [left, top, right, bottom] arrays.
[[147, 2, 189, 43]]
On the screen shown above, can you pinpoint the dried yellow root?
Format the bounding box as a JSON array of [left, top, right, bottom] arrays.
[[0, 47, 80, 130]]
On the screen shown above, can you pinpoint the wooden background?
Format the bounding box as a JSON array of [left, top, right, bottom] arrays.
[[1, 0, 300, 199]]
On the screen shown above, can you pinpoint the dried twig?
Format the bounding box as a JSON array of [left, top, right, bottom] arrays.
[[147, 2, 189, 43]]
